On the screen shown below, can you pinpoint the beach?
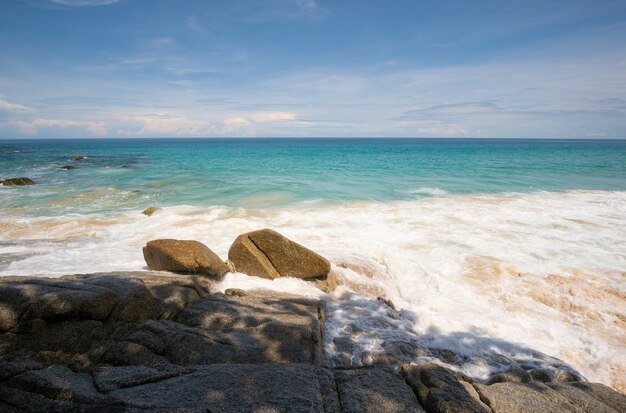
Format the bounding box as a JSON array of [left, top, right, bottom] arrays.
[[1, 138, 625, 392]]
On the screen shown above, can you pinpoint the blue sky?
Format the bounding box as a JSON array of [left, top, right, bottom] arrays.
[[0, 0, 625, 138]]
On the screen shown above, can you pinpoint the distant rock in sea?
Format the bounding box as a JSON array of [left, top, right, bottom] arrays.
[[1, 177, 35, 186], [73, 156, 87, 161], [60, 165, 76, 170], [142, 206, 160, 216]]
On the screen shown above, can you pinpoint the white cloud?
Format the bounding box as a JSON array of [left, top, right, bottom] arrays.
[[223, 116, 251, 127], [0, 98, 33, 113], [125, 114, 214, 137], [51, 0, 121, 6], [249, 111, 297, 122], [3, 119, 107, 136]]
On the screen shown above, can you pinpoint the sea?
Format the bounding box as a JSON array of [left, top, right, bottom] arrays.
[[1, 138, 625, 391]]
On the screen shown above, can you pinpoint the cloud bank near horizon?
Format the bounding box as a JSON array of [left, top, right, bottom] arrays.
[[1, 0, 625, 138]]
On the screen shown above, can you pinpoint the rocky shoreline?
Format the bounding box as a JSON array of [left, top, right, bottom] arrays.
[[1, 230, 624, 412]]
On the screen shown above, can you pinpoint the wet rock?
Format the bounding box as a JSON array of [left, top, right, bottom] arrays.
[[60, 165, 76, 170], [487, 367, 531, 384], [529, 368, 555, 382], [142, 206, 160, 216], [73, 156, 87, 161], [1, 177, 35, 186], [402, 363, 491, 413], [228, 228, 331, 280], [335, 368, 425, 413], [143, 239, 229, 277]]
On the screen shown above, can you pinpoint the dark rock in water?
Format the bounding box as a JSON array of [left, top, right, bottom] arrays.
[[335, 368, 425, 413], [228, 228, 331, 280], [143, 239, 229, 277], [141, 206, 160, 216], [402, 363, 491, 413], [130, 189, 142, 194], [1, 177, 35, 186], [73, 156, 87, 161], [60, 165, 76, 170]]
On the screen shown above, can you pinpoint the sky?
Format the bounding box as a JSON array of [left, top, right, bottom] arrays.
[[0, 0, 626, 138]]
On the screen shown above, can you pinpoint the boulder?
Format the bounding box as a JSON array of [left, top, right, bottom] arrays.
[[228, 229, 330, 280], [143, 239, 229, 277], [142, 206, 160, 216], [60, 165, 76, 170], [1, 177, 35, 186]]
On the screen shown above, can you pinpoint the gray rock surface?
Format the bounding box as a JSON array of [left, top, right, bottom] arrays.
[[402, 363, 490, 413], [2, 272, 625, 412], [475, 381, 587, 413], [335, 368, 425, 413]]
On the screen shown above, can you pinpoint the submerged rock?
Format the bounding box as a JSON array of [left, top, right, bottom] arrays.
[[73, 156, 87, 161], [142, 207, 160, 216], [143, 239, 229, 277], [228, 228, 331, 280], [1, 177, 35, 186], [60, 165, 76, 170]]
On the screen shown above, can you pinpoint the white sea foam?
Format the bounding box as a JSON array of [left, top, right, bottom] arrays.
[[1, 190, 625, 390], [403, 187, 449, 196]]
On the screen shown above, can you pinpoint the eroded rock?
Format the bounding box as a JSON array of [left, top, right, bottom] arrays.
[[143, 239, 229, 277], [402, 363, 491, 413], [228, 229, 331, 280]]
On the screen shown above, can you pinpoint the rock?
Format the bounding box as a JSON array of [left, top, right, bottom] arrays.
[[1, 365, 114, 407], [73, 156, 87, 161], [564, 382, 626, 412], [335, 368, 425, 413], [142, 206, 160, 216], [60, 165, 76, 170], [106, 364, 338, 412], [474, 381, 587, 413], [143, 239, 229, 277], [228, 228, 330, 280], [487, 367, 531, 384], [0, 277, 117, 332], [1, 177, 35, 186], [402, 363, 490, 413], [548, 382, 622, 413]]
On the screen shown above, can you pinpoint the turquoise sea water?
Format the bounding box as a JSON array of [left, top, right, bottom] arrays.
[[2, 138, 626, 215]]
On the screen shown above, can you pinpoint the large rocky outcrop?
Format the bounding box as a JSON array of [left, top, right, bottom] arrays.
[[1, 177, 35, 186], [1, 272, 625, 412], [228, 229, 331, 280], [143, 239, 229, 277]]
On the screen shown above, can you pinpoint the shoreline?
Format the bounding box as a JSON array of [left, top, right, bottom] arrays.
[[1, 270, 624, 412]]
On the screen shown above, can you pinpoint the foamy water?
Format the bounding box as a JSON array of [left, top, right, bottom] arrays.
[[1, 189, 624, 390]]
